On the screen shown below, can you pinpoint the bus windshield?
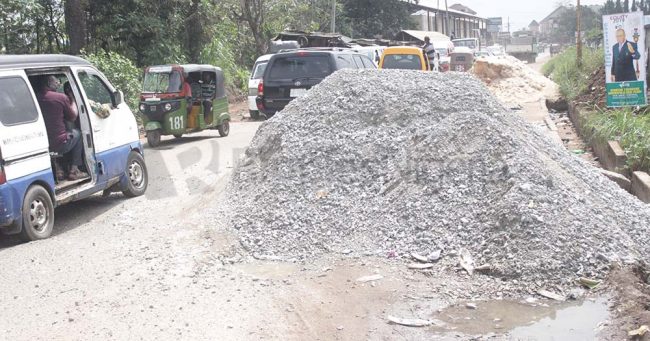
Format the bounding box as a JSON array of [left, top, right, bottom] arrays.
[[143, 68, 182, 93]]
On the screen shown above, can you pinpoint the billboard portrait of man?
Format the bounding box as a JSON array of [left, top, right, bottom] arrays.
[[611, 28, 641, 82]]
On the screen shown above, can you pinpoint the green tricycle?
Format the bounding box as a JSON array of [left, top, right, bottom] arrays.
[[139, 64, 231, 147]]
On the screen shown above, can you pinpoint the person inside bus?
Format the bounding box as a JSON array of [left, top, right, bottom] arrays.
[[34, 75, 88, 181]]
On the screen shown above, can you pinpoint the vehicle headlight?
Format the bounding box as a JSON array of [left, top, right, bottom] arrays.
[[164, 103, 172, 111], [139, 104, 146, 112]]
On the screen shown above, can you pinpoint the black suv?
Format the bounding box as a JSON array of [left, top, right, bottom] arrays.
[[256, 49, 376, 116]]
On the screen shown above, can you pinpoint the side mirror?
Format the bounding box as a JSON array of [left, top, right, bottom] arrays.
[[111, 90, 124, 108]]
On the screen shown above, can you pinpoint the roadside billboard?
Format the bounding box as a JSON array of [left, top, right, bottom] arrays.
[[603, 12, 647, 107], [487, 17, 502, 33]]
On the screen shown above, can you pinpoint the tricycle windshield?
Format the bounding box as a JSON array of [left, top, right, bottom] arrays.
[[143, 68, 183, 94]]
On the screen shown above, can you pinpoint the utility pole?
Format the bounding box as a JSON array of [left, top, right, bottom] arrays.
[[577, 0, 583, 67], [445, 0, 449, 36], [331, 0, 336, 33]]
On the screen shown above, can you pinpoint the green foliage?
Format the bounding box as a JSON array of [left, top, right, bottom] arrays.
[[551, 6, 602, 44], [200, 29, 250, 94], [543, 47, 603, 101], [83, 51, 142, 111], [339, 0, 416, 38], [586, 109, 650, 172]]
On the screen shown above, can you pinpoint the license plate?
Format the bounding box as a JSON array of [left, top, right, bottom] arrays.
[[290, 88, 307, 98]]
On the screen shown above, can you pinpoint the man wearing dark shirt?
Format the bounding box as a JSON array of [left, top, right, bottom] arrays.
[[35, 75, 88, 180]]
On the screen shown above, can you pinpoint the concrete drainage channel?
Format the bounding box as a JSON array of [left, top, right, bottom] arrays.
[[568, 103, 650, 203]]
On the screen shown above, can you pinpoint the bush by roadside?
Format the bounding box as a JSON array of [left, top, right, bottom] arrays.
[[542, 47, 603, 101], [83, 51, 142, 111], [586, 109, 650, 172]]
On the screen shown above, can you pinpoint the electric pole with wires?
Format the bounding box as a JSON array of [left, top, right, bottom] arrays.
[[577, 0, 583, 67]]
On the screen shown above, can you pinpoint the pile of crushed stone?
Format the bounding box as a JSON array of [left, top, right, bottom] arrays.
[[221, 69, 650, 295], [473, 55, 559, 108]]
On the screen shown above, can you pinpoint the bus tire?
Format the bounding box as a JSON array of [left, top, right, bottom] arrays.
[[19, 185, 55, 241], [122, 151, 148, 198]]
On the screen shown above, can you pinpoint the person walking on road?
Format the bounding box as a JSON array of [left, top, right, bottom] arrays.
[[422, 36, 436, 71]]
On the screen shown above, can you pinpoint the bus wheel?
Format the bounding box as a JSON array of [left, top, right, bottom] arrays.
[[147, 130, 161, 147], [19, 185, 54, 241], [122, 151, 148, 198], [173, 134, 183, 139], [218, 120, 230, 137]]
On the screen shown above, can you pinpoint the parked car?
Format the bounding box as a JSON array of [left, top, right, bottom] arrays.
[[474, 50, 494, 58], [256, 48, 376, 117], [379, 46, 430, 71], [352, 45, 386, 66], [248, 54, 272, 120], [0, 54, 148, 241]]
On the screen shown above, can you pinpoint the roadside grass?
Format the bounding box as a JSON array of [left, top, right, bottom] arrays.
[[585, 108, 650, 172], [543, 47, 603, 100]]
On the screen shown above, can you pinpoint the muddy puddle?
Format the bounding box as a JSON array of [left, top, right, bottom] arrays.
[[432, 296, 609, 339]]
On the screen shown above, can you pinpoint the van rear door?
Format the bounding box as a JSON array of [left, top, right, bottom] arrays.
[[0, 70, 51, 182]]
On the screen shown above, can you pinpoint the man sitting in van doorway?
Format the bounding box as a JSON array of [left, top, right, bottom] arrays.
[[34, 75, 88, 181]]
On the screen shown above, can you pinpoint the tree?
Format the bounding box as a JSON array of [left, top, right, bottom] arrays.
[[64, 0, 86, 54], [616, 0, 623, 12], [624, 0, 630, 11], [552, 5, 601, 44], [339, 0, 417, 38], [632, 0, 637, 11]]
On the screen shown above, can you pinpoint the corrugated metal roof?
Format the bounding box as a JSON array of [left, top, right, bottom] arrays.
[[398, 30, 451, 42], [409, 0, 485, 19]]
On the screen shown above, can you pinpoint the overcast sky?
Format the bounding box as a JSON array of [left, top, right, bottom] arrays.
[[451, 0, 606, 31]]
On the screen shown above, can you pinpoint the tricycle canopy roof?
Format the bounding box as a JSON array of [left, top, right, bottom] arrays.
[[146, 64, 223, 76]]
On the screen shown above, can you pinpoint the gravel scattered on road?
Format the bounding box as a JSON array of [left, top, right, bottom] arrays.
[[221, 69, 650, 296]]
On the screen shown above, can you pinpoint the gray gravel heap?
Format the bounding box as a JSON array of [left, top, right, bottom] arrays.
[[223, 69, 650, 291]]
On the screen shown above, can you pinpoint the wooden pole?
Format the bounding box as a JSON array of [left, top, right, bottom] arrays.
[[577, 0, 583, 67]]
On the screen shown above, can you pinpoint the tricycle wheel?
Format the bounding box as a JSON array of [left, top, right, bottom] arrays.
[[147, 129, 161, 147], [173, 133, 183, 139], [122, 151, 148, 198], [249, 110, 260, 120], [218, 120, 230, 137], [19, 185, 55, 241]]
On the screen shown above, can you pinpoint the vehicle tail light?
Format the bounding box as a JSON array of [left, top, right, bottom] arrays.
[[258, 81, 264, 96]]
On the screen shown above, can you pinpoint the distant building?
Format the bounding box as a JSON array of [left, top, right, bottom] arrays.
[[529, 20, 540, 35], [408, 1, 486, 40], [449, 3, 477, 15], [539, 6, 568, 37]]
